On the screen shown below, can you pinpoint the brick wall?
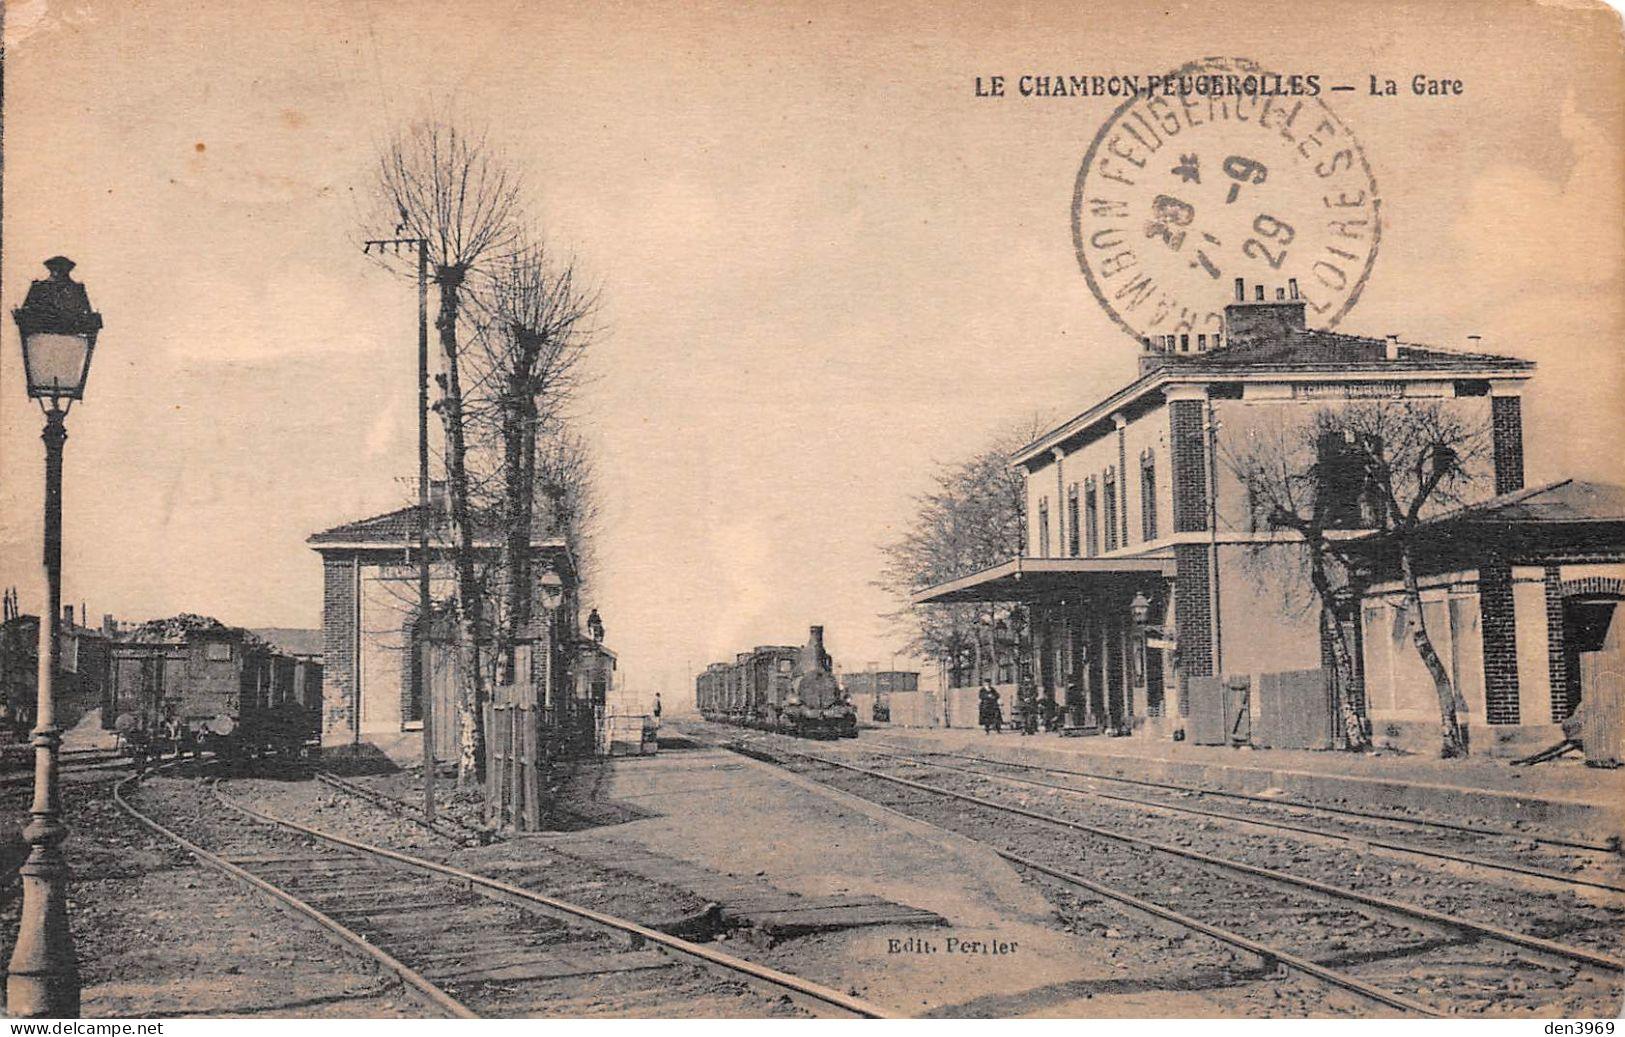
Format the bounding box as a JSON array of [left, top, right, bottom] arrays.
[[1117, 425, 1130, 547], [1170, 400, 1208, 533], [1175, 543, 1212, 716], [1478, 560, 1520, 725], [1492, 395, 1524, 496], [1543, 565, 1570, 722], [321, 557, 358, 745]]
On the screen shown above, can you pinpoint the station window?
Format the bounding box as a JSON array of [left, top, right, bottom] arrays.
[[1103, 471, 1118, 552], [1066, 484, 1080, 557], [1085, 478, 1099, 557], [1141, 450, 1158, 542], [1038, 498, 1051, 558]]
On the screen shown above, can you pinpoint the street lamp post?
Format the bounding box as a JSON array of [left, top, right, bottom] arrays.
[[8, 256, 103, 1017]]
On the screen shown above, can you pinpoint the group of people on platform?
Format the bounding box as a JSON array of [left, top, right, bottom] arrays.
[[976, 677, 1061, 735]]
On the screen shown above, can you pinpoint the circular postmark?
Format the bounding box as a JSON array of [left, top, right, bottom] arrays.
[[1073, 57, 1381, 347]]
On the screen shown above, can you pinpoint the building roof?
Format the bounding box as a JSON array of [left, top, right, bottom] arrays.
[[1164, 330, 1534, 375], [1351, 480, 1625, 577], [307, 501, 567, 552], [1010, 318, 1533, 468], [1407, 479, 1625, 528]]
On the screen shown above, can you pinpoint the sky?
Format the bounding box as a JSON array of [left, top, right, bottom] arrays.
[[2, 0, 1622, 704]]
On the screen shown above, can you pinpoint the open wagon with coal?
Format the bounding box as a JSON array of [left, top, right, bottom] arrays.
[[109, 616, 321, 763]]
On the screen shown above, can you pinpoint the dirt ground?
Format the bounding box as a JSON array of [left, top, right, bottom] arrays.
[[0, 762, 436, 1018], [288, 743, 1350, 1017]]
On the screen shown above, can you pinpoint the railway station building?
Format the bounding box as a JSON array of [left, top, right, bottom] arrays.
[[913, 281, 1624, 756]]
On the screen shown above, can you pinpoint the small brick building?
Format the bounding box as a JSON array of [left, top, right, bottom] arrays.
[[914, 279, 1548, 749], [1354, 480, 1625, 754], [308, 491, 578, 758]]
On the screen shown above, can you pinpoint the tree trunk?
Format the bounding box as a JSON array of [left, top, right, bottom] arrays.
[[434, 269, 488, 784], [1305, 552, 1369, 750], [497, 386, 531, 687], [1399, 546, 1467, 757]]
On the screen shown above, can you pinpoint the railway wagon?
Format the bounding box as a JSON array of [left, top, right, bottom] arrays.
[[110, 622, 321, 760], [697, 627, 857, 738], [0, 613, 110, 741], [697, 648, 795, 727]]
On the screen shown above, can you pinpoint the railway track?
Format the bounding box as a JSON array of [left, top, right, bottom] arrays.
[[727, 733, 1624, 1017], [872, 738, 1618, 854], [0, 747, 134, 907], [113, 763, 889, 1019], [312, 770, 491, 847], [857, 742, 1625, 896], [0, 746, 130, 786]]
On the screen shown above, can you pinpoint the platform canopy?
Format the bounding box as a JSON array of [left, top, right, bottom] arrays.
[[911, 556, 1175, 605]]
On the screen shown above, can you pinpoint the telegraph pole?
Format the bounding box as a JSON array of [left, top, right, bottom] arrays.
[[365, 236, 435, 821]]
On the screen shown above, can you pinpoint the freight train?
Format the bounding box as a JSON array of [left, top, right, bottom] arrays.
[[696, 626, 857, 738], [108, 616, 321, 763]]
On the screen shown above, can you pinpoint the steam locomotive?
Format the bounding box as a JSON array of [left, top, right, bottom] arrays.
[[696, 626, 858, 738]]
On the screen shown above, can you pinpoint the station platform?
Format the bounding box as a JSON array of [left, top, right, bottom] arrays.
[[865, 725, 1625, 846], [544, 739, 1255, 1016]]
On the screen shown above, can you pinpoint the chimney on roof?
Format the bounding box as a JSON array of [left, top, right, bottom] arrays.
[[1385, 334, 1400, 360], [1138, 335, 1170, 375], [63, 605, 74, 628], [102, 614, 117, 637], [1224, 281, 1307, 346], [429, 479, 450, 515], [1288, 278, 1300, 300]]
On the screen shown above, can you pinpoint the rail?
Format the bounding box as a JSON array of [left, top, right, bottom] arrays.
[[781, 745, 1625, 974], [854, 743, 1625, 895], [875, 740, 1618, 854], [214, 779, 892, 1018], [723, 739, 1438, 1016], [113, 762, 476, 1019]]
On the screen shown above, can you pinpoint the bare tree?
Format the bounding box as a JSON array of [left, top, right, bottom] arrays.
[[1344, 401, 1490, 757], [533, 427, 601, 592], [369, 113, 526, 783], [878, 419, 1044, 689], [1227, 400, 1490, 757], [1225, 418, 1372, 750], [468, 244, 601, 685]]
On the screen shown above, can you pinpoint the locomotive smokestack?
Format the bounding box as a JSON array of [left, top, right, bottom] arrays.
[[800, 625, 829, 673]]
